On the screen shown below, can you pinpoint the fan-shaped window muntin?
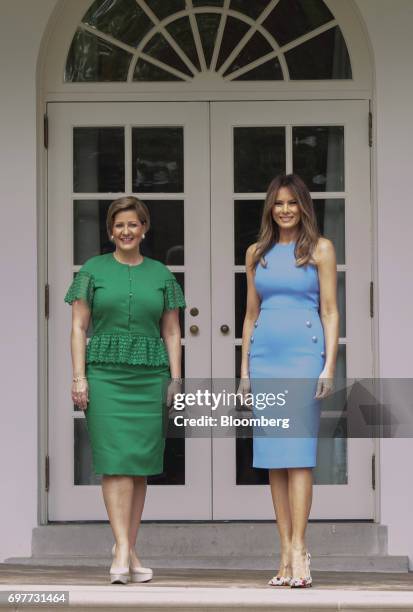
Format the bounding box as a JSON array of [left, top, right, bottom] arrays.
[[66, 0, 352, 83]]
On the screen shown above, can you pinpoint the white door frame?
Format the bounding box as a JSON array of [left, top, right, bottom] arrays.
[[48, 101, 212, 520], [46, 98, 375, 521], [210, 100, 374, 519]]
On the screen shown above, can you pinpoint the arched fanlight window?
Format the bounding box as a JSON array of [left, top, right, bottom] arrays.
[[65, 0, 352, 83]]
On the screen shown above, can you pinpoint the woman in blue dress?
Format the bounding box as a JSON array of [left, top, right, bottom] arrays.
[[238, 173, 339, 588]]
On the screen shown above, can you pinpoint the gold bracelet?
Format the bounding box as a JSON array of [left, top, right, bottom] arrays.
[[73, 375, 87, 382]]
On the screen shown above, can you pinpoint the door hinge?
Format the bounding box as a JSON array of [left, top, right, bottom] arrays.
[[45, 455, 50, 492], [368, 111, 373, 147], [371, 453, 376, 490], [369, 281, 374, 318], [45, 283, 50, 319], [44, 114, 49, 149]]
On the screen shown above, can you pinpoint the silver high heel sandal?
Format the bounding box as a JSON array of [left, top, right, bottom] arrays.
[[290, 551, 312, 588], [112, 543, 153, 583], [110, 543, 130, 584]]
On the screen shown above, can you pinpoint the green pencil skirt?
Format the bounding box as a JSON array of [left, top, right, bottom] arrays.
[[85, 362, 170, 476]]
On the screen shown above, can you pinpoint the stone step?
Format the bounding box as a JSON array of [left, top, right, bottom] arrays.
[[3, 522, 409, 573], [31, 523, 389, 558], [5, 554, 409, 572]]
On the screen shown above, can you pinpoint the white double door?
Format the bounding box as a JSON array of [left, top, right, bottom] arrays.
[[48, 100, 374, 521]]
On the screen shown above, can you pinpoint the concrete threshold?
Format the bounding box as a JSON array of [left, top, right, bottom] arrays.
[[1, 566, 413, 611], [1, 583, 413, 611]]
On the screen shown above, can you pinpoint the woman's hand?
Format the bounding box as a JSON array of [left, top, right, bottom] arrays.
[[236, 377, 252, 410], [166, 379, 183, 412], [72, 378, 89, 410], [315, 368, 335, 399]]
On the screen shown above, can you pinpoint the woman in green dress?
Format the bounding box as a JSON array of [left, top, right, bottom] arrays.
[[64, 196, 185, 584]]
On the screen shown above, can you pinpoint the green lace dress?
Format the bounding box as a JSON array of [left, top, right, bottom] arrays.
[[64, 252, 186, 476]]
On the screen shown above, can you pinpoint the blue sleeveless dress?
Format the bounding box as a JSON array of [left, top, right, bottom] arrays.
[[249, 241, 325, 469]]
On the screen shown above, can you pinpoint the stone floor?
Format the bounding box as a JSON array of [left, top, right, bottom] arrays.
[[0, 564, 412, 590]]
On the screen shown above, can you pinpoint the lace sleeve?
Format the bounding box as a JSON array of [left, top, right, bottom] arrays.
[[64, 270, 95, 309], [164, 277, 186, 311]]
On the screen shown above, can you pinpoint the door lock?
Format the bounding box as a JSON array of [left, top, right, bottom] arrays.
[[190, 325, 199, 335], [220, 324, 230, 334]]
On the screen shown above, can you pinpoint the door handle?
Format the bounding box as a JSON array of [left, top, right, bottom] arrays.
[[220, 324, 230, 334], [190, 325, 199, 335]]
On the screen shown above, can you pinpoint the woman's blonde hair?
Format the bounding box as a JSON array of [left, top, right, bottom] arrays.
[[106, 196, 150, 238], [251, 173, 320, 269]]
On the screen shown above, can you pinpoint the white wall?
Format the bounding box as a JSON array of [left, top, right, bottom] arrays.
[[355, 0, 413, 569], [0, 0, 413, 567], [0, 0, 58, 562]]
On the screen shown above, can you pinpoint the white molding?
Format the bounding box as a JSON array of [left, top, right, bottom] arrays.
[[43, 0, 373, 96], [216, 0, 281, 77], [367, 92, 380, 523], [36, 98, 49, 526], [278, 20, 339, 55], [80, 22, 137, 55], [209, 0, 229, 73], [44, 89, 374, 102], [185, 1, 208, 72]]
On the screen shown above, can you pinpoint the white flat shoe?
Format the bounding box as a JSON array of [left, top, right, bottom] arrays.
[[110, 544, 130, 584], [111, 543, 153, 583], [109, 567, 130, 584], [130, 566, 153, 583]]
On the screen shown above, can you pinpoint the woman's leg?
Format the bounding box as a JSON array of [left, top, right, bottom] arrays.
[[128, 476, 148, 567], [269, 468, 293, 577], [102, 475, 134, 569], [288, 467, 313, 578]]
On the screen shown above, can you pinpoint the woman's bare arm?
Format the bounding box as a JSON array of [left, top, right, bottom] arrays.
[[71, 300, 91, 410], [161, 309, 182, 379], [315, 237, 339, 388], [240, 244, 261, 379]]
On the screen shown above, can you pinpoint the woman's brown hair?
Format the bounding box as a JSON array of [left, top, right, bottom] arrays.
[[106, 196, 150, 239], [251, 173, 320, 269]]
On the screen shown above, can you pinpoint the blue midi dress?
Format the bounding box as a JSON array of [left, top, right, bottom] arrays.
[[249, 241, 325, 469]]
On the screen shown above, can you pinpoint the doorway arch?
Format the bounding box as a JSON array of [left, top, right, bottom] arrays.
[[42, 0, 373, 99], [40, 0, 376, 522]]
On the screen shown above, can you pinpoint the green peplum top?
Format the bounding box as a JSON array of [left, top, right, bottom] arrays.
[[64, 252, 186, 367]]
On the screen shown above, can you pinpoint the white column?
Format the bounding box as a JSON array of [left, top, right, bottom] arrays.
[[356, 0, 413, 569], [0, 0, 58, 562]]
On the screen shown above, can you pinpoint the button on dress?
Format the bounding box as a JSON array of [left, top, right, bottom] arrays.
[[249, 241, 325, 468], [64, 252, 186, 476]]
